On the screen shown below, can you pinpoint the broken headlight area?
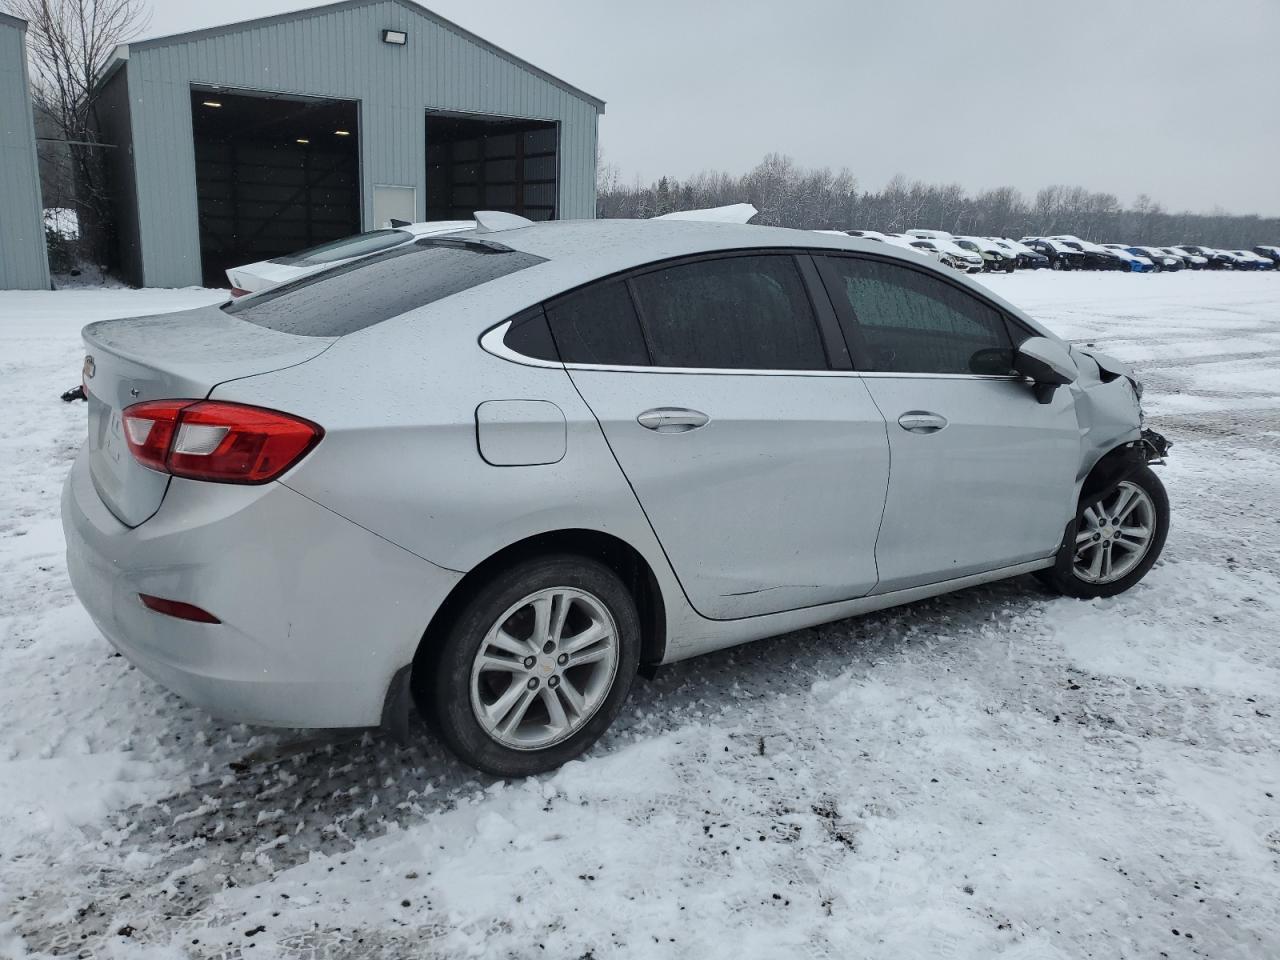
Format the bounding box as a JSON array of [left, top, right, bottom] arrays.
[[1140, 428, 1171, 463]]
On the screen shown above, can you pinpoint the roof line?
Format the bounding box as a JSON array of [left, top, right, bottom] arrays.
[[0, 11, 29, 29], [120, 0, 604, 111]]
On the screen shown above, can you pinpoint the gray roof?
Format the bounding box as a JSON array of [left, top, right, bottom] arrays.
[[118, 0, 604, 111]]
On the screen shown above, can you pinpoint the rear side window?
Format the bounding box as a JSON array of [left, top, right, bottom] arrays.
[[502, 306, 559, 362], [628, 255, 828, 370], [269, 229, 411, 265], [224, 240, 546, 337], [544, 280, 650, 366], [820, 257, 1015, 375]]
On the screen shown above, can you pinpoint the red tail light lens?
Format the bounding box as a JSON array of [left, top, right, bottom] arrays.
[[122, 400, 189, 472], [121, 400, 323, 484], [229, 287, 252, 297]]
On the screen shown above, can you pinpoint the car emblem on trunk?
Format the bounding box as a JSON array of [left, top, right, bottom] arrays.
[[83, 355, 95, 380]]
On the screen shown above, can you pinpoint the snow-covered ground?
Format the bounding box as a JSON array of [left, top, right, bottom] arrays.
[[1, 273, 1278, 959]]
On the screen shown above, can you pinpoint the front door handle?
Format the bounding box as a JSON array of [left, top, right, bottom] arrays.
[[637, 407, 710, 433], [897, 411, 948, 434]]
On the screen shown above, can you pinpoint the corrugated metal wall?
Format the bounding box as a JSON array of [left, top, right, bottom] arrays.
[[0, 17, 50, 290], [117, 0, 600, 287], [95, 66, 141, 284]]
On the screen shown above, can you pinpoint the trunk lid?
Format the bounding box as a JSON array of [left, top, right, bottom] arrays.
[[81, 303, 334, 527]]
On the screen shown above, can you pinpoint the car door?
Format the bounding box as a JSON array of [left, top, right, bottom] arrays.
[[545, 252, 892, 621], [815, 254, 1080, 594]]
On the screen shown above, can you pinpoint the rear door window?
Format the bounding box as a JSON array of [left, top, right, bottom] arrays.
[[224, 240, 546, 337], [819, 256, 1017, 375], [627, 254, 829, 370]]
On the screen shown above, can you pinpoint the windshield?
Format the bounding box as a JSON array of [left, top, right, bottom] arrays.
[[225, 239, 546, 336]]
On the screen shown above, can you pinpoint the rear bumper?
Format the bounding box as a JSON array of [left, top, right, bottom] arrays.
[[62, 446, 462, 728]]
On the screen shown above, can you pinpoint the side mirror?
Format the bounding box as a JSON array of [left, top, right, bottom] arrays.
[[1014, 337, 1077, 403]]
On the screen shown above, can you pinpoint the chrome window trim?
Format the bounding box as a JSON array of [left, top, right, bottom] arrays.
[[479, 321, 563, 369], [481, 320, 1022, 381]]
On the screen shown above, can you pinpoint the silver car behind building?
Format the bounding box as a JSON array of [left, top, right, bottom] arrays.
[[63, 216, 1170, 775]]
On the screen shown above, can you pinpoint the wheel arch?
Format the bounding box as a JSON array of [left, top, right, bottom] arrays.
[[410, 528, 668, 688], [1079, 439, 1149, 507]]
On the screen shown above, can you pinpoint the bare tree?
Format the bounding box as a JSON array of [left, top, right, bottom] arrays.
[[3, 0, 150, 265], [598, 154, 1280, 247]]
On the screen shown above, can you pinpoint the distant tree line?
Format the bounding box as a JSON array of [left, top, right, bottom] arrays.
[[597, 154, 1280, 247]]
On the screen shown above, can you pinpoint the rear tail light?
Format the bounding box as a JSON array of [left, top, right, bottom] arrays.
[[121, 400, 323, 484], [229, 287, 252, 297]]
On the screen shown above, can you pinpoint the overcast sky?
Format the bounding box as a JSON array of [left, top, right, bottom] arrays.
[[142, 0, 1280, 216]]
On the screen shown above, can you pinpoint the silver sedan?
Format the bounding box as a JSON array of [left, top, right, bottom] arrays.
[[62, 214, 1170, 776]]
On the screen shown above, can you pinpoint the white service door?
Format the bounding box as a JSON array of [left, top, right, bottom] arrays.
[[372, 184, 416, 228]]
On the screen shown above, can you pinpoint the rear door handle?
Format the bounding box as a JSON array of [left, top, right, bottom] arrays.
[[897, 411, 948, 434], [637, 407, 710, 433]]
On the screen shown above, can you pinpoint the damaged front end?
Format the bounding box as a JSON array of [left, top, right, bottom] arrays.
[[1139, 428, 1171, 463], [1067, 343, 1172, 505]]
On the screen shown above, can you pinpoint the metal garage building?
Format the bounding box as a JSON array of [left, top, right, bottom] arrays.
[[0, 13, 51, 290], [97, 0, 604, 288]]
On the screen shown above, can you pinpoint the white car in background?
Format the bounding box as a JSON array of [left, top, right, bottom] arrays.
[[846, 229, 892, 241], [881, 234, 947, 264], [905, 229, 955, 241], [954, 236, 1017, 273], [904, 236, 984, 273], [226, 220, 474, 294]]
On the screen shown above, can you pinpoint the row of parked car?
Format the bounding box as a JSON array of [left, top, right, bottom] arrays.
[[834, 229, 1280, 274], [225, 209, 1277, 296]]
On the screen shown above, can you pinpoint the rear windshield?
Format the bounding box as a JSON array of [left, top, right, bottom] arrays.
[[268, 229, 412, 265], [224, 239, 547, 337]]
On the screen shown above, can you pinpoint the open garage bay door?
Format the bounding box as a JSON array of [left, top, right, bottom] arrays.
[[191, 89, 360, 286], [426, 113, 557, 222]]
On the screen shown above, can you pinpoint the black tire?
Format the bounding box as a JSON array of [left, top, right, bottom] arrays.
[[1037, 465, 1170, 599], [421, 554, 641, 777], [1050, 259, 1063, 271]]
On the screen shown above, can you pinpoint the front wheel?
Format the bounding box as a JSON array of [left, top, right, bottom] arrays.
[[1038, 465, 1170, 599], [422, 555, 641, 777]]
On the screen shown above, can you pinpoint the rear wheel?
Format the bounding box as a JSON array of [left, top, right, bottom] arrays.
[[1050, 258, 1063, 271], [422, 555, 640, 777], [1039, 466, 1169, 599]]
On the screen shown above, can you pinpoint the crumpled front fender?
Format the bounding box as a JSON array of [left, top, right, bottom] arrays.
[[1066, 348, 1144, 486]]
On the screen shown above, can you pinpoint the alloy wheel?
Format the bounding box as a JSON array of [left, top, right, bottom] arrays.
[[469, 587, 619, 751], [1073, 481, 1157, 584]]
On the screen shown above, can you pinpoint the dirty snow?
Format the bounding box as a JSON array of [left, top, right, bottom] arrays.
[[0, 273, 1278, 958]]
